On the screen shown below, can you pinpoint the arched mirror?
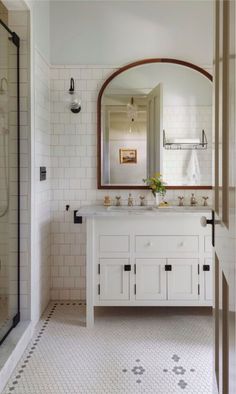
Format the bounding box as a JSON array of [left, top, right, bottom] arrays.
[[98, 59, 212, 189]]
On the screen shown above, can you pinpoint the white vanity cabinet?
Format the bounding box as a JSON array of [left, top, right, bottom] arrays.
[[82, 207, 213, 326]]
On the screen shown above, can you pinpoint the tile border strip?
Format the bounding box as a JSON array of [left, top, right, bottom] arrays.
[[5, 302, 86, 393]]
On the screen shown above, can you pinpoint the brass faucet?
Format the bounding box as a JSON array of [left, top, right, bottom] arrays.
[[178, 196, 184, 206], [139, 195, 145, 206], [202, 196, 209, 206], [115, 196, 121, 206]]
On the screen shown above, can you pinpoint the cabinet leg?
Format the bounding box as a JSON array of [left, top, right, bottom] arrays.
[[86, 304, 94, 328]]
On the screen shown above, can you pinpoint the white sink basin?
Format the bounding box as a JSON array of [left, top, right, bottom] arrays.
[[107, 206, 153, 212]]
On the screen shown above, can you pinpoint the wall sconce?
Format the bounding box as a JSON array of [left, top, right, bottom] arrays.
[[67, 78, 81, 113]]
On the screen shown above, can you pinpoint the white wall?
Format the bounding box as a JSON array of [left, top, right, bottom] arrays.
[[5, 0, 51, 324], [32, 0, 50, 61], [2, 0, 214, 304], [50, 65, 213, 300], [33, 49, 51, 322], [50, 0, 213, 66], [48, 1, 214, 299], [26, 0, 51, 323]]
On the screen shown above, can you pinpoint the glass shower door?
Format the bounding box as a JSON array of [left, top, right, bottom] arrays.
[[0, 20, 20, 344]]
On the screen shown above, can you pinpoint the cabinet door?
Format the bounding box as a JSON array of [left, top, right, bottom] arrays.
[[167, 259, 199, 300], [203, 258, 213, 301], [100, 258, 130, 301], [135, 259, 166, 300]]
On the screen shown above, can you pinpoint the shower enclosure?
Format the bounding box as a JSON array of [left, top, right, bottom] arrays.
[[0, 19, 20, 344]]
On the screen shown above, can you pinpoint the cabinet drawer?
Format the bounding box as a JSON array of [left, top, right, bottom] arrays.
[[135, 235, 198, 253], [99, 235, 129, 253]]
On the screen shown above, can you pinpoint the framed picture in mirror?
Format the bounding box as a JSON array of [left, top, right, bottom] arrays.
[[119, 149, 137, 164]]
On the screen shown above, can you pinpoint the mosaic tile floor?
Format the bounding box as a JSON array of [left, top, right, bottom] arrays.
[[3, 303, 213, 394]]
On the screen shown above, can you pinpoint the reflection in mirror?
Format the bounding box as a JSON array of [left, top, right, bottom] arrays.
[[100, 61, 212, 188]]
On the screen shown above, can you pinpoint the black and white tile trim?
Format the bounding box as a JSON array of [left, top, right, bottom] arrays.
[[5, 302, 86, 394]]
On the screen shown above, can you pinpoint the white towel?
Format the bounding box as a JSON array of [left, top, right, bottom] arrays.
[[186, 150, 201, 185]]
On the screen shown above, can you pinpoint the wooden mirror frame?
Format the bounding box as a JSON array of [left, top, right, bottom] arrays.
[[97, 58, 213, 190]]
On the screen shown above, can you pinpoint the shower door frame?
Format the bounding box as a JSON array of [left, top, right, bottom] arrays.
[[0, 19, 20, 345]]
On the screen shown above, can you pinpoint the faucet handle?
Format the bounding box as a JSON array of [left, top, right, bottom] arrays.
[[139, 195, 145, 206], [128, 193, 133, 206], [202, 196, 209, 206], [178, 196, 184, 206], [115, 196, 121, 206]]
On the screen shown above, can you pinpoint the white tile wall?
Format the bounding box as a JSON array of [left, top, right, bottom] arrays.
[[50, 65, 213, 300], [33, 48, 51, 321], [7, 13, 51, 324]]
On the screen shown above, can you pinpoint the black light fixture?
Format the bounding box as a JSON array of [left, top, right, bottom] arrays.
[[68, 77, 81, 114]]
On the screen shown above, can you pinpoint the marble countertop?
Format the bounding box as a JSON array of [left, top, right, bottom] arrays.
[[77, 205, 212, 218]]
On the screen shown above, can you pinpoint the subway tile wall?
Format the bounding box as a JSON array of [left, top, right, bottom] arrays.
[[50, 65, 213, 300], [34, 48, 51, 321]]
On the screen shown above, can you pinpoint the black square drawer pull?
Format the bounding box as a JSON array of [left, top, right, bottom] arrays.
[[124, 265, 131, 271], [165, 265, 172, 271], [203, 264, 210, 271]]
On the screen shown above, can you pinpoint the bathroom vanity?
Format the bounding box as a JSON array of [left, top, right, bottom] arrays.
[[78, 206, 213, 327]]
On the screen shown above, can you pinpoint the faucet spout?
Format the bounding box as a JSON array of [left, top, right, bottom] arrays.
[[128, 193, 133, 206]]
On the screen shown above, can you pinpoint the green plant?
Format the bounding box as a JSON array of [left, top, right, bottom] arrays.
[[143, 172, 166, 197]]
